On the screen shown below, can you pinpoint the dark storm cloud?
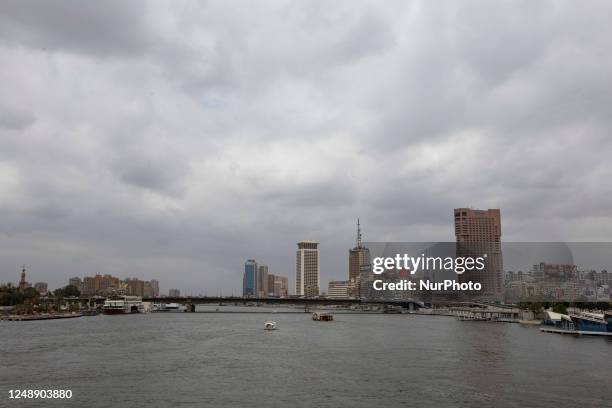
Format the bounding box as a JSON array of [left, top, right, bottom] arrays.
[[114, 151, 191, 196], [0, 0, 152, 57], [1, 0, 612, 293]]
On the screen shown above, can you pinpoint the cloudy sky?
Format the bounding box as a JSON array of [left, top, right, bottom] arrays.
[[1, 0, 612, 294]]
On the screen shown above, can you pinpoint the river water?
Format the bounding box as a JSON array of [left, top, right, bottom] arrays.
[[1, 312, 610, 407]]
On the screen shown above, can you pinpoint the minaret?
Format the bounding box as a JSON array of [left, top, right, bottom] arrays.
[[19, 265, 28, 292]]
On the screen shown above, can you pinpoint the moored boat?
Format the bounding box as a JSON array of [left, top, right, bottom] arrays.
[[102, 295, 144, 315], [540, 310, 612, 336], [152, 303, 187, 313]]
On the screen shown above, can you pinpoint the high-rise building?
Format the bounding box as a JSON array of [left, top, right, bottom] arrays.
[[266, 273, 289, 297], [349, 219, 370, 282], [296, 241, 320, 297], [125, 278, 145, 297], [454, 208, 503, 301], [348, 219, 371, 299], [257, 265, 269, 297], [243, 259, 257, 297], [275, 275, 289, 297], [267, 273, 276, 296], [81, 277, 96, 296], [169, 288, 180, 297], [149, 279, 160, 297], [94, 274, 120, 295], [144, 279, 160, 297]]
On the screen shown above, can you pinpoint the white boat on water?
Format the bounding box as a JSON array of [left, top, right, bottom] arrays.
[[264, 321, 277, 330], [152, 303, 187, 313], [102, 295, 144, 315]]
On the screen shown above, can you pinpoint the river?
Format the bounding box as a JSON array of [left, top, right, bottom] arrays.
[[1, 312, 610, 407]]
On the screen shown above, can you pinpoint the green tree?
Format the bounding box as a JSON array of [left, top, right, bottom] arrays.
[[23, 287, 39, 301], [552, 303, 568, 314], [0, 285, 23, 306], [63, 284, 80, 298]]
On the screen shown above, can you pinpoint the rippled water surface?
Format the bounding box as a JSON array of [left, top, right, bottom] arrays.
[[1, 312, 610, 407]]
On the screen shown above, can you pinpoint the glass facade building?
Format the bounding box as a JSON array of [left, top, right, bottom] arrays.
[[243, 259, 257, 297]]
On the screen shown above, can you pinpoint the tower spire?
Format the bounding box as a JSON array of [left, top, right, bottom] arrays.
[[356, 218, 362, 248]]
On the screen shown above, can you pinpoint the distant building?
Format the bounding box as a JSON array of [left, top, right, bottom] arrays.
[[144, 279, 160, 297], [81, 276, 96, 296], [243, 259, 257, 297], [347, 219, 371, 299], [69, 277, 82, 289], [267, 274, 276, 296], [18, 266, 31, 292], [328, 280, 349, 299], [257, 265, 268, 297], [454, 208, 503, 301], [266, 274, 289, 297], [34, 282, 48, 295], [125, 278, 145, 297], [169, 288, 180, 297], [296, 241, 320, 298], [349, 219, 370, 282], [95, 274, 121, 295]]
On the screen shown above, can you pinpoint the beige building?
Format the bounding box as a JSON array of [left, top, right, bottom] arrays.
[[257, 265, 269, 297], [95, 274, 121, 295], [454, 208, 503, 301], [296, 241, 320, 297], [144, 279, 160, 297], [273, 275, 289, 297]]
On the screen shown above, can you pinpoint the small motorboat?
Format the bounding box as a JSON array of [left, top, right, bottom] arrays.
[[312, 312, 333, 321], [264, 321, 277, 330]]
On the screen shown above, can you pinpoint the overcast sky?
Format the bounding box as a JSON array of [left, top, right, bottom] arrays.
[[1, 0, 612, 294]]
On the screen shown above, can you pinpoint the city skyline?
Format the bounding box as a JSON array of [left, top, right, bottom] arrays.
[[2, 1, 612, 293]]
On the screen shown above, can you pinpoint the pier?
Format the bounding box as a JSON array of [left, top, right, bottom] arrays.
[[540, 327, 612, 336]]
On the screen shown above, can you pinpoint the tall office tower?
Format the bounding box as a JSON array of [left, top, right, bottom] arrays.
[[296, 241, 320, 297], [169, 288, 180, 297], [454, 208, 503, 301], [243, 259, 257, 297], [257, 265, 269, 297], [349, 219, 371, 299]]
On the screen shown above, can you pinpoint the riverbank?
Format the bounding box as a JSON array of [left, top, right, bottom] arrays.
[[1, 312, 82, 321]]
